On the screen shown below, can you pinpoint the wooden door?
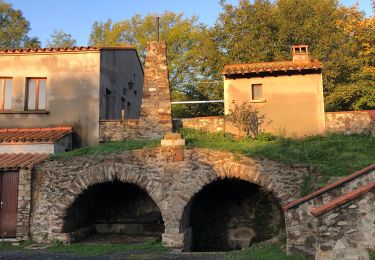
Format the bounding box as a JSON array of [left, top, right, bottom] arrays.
[[0, 171, 19, 238]]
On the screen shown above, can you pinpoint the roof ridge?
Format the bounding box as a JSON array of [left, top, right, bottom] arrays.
[[282, 163, 375, 211], [0, 126, 73, 133], [0, 45, 136, 54]]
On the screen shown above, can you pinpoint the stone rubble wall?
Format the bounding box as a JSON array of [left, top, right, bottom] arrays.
[[285, 170, 375, 259], [99, 120, 144, 142], [173, 111, 375, 137], [174, 117, 226, 133], [16, 169, 32, 241], [139, 41, 173, 139], [315, 190, 375, 260], [325, 110, 375, 136], [30, 148, 309, 250]]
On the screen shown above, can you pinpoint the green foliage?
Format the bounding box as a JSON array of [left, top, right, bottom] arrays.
[[226, 102, 267, 137], [224, 244, 305, 260], [325, 80, 375, 111], [0, 0, 40, 49], [181, 129, 375, 191], [46, 30, 77, 48], [52, 139, 159, 159], [47, 241, 166, 257]]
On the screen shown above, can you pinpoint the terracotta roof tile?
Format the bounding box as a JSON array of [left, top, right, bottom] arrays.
[[283, 163, 375, 211], [0, 126, 72, 144], [310, 181, 375, 216], [0, 153, 48, 170], [222, 60, 323, 76], [0, 46, 136, 55]]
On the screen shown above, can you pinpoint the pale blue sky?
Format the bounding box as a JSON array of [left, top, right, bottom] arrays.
[[7, 0, 373, 47]]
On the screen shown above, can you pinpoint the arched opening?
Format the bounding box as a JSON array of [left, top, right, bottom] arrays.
[[181, 179, 285, 252], [62, 181, 164, 243]]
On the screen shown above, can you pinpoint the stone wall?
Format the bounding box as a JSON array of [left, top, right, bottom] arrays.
[[174, 111, 375, 137], [174, 117, 225, 133], [30, 148, 309, 250], [99, 120, 143, 142], [284, 168, 375, 259], [325, 110, 375, 136], [16, 169, 32, 241], [138, 41, 173, 139]]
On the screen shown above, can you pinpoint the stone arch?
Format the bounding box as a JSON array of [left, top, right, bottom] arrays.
[[44, 162, 168, 243]]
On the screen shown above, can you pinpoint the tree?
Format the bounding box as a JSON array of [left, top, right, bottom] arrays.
[[0, 0, 40, 49], [226, 102, 267, 138], [46, 30, 77, 48]]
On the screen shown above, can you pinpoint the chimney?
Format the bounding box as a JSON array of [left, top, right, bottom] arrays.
[[291, 45, 309, 62]]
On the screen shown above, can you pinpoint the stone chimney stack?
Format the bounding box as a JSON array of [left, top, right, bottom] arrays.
[[139, 41, 173, 139], [292, 45, 309, 62]]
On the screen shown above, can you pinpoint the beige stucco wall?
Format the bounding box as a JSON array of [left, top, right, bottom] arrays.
[[224, 72, 325, 137], [0, 51, 101, 146]]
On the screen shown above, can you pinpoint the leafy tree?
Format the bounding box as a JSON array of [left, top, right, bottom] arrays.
[[89, 12, 205, 89], [46, 30, 77, 48], [0, 0, 40, 49]]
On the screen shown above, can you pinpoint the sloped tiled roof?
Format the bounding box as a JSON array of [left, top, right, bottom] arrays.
[[0, 46, 136, 55], [0, 126, 72, 144], [222, 60, 323, 76], [0, 153, 48, 170]]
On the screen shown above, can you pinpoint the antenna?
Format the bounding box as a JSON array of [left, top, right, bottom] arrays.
[[156, 16, 160, 42]]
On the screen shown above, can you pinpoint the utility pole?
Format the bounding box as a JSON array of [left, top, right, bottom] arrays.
[[156, 16, 160, 41]]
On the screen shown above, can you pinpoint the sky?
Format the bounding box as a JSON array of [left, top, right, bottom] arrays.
[[7, 0, 374, 47]]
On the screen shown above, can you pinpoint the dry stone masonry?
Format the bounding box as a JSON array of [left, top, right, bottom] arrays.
[[284, 167, 375, 260], [30, 148, 308, 250]]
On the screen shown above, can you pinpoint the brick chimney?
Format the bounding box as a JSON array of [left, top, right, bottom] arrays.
[[139, 41, 173, 139], [291, 45, 309, 62]]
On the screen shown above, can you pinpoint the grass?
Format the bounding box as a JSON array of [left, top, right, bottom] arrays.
[[47, 241, 166, 257], [52, 139, 160, 159], [224, 244, 305, 260], [180, 129, 375, 194], [0, 241, 34, 252], [369, 249, 375, 260]]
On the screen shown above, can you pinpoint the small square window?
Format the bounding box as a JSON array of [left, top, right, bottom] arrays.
[[26, 78, 47, 110], [251, 84, 262, 100], [0, 78, 13, 110]]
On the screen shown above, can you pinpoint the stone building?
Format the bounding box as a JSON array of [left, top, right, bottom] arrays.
[[223, 45, 325, 137], [0, 46, 144, 147]]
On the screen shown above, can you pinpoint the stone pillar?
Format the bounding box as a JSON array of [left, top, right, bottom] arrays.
[[140, 41, 173, 139], [16, 169, 32, 241]]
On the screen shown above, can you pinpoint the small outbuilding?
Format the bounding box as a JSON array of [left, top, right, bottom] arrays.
[[223, 45, 325, 137]]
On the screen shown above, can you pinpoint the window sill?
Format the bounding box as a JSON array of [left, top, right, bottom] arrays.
[[250, 99, 266, 103], [0, 110, 49, 114]]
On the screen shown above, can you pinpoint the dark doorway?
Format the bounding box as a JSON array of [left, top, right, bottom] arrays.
[[0, 171, 19, 238], [63, 181, 164, 243], [182, 179, 284, 252]]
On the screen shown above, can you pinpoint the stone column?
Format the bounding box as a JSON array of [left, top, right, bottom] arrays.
[[140, 41, 173, 139], [16, 169, 32, 241]]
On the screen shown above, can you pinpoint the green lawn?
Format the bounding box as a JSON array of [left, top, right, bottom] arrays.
[[51, 129, 375, 194], [52, 139, 160, 159], [180, 129, 375, 194]]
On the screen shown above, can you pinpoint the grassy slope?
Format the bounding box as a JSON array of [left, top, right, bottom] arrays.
[[181, 129, 375, 193], [52, 139, 160, 159]]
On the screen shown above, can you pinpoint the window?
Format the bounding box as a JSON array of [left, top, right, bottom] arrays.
[[26, 78, 47, 110], [0, 78, 12, 110], [251, 84, 262, 100]]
